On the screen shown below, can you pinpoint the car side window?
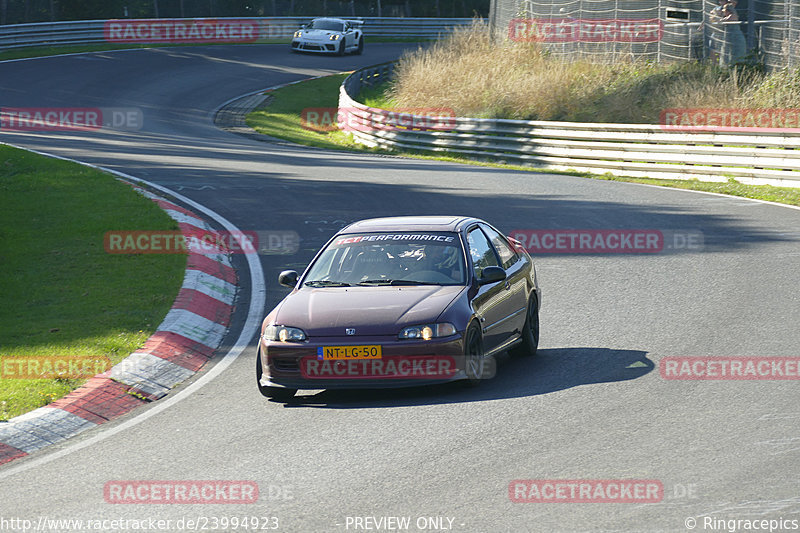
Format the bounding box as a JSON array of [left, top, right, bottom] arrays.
[[467, 228, 500, 279], [480, 224, 519, 270]]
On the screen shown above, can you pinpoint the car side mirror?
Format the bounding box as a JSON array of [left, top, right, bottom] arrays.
[[300, 24, 307, 29], [278, 270, 298, 288], [478, 266, 506, 286]]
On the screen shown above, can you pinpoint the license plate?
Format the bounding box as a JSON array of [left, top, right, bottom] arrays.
[[317, 345, 382, 360]]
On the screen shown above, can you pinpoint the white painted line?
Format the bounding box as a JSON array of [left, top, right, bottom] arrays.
[[0, 143, 266, 480], [618, 180, 800, 212], [0, 47, 155, 65]]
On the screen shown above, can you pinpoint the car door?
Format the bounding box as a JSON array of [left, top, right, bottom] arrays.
[[342, 22, 351, 48], [466, 226, 511, 353], [479, 223, 529, 335]]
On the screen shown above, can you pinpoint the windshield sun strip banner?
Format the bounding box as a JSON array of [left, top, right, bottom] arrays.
[[333, 234, 457, 246]]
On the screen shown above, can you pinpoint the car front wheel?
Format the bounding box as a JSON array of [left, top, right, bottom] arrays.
[[256, 348, 297, 401], [464, 322, 488, 387], [512, 294, 539, 357], [355, 36, 364, 55]]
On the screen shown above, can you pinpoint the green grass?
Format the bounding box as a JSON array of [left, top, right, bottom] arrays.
[[247, 73, 370, 151], [246, 73, 800, 208], [593, 174, 800, 206], [0, 145, 186, 420], [357, 79, 397, 109]]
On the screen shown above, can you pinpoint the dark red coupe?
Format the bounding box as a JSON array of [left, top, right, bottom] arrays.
[[256, 216, 541, 400]]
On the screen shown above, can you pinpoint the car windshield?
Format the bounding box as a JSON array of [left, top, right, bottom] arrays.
[[308, 20, 345, 31], [304, 232, 466, 286]]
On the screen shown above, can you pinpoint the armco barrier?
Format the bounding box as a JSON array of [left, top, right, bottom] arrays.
[[0, 17, 474, 50], [338, 63, 800, 188]]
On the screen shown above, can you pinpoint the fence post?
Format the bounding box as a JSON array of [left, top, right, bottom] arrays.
[[657, 0, 662, 63], [791, 2, 799, 69]]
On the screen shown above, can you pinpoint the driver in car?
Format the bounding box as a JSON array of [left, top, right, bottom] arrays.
[[419, 245, 461, 282]]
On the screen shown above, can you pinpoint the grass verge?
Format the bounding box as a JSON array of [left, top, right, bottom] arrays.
[[245, 73, 800, 208], [247, 73, 369, 151], [0, 145, 186, 420]]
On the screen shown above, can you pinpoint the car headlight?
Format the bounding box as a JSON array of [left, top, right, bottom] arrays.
[[329, 34, 341, 40], [263, 325, 307, 342], [398, 323, 457, 340]]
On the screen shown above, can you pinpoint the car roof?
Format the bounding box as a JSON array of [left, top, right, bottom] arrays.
[[311, 17, 349, 23], [338, 216, 481, 234]]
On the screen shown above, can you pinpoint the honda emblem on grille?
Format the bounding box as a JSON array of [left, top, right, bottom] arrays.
[[346, 328, 356, 335]]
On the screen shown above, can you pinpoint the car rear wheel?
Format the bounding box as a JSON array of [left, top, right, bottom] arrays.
[[355, 36, 364, 55], [256, 348, 297, 401], [512, 294, 539, 357], [464, 322, 487, 387]]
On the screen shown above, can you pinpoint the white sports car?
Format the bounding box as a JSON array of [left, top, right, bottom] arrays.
[[291, 18, 364, 55]]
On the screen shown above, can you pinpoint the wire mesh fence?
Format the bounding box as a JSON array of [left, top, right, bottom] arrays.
[[490, 0, 800, 71]]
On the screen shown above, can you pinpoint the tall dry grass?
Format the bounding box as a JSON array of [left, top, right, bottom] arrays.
[[388, 21, 796, 123]]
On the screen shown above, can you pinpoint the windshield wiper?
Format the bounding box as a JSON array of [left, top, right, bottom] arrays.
[[304, 280, 351, 287], [357, 279, 438, 286]]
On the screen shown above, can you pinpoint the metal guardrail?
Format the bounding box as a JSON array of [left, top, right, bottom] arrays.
[[0, 17, 474, 50], [339, 63, 800, 188]]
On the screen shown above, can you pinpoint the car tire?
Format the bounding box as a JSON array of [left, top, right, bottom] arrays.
[[463, 321, 488, 387], [336, 40, 345, 56], [256, 348, 297, 401], [511, 294, 540, 357], [355, 36, 364, 55]]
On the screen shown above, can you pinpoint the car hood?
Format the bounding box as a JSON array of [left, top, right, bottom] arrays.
[[298, 29, 340, 39], [274, 285, 466, 337]]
